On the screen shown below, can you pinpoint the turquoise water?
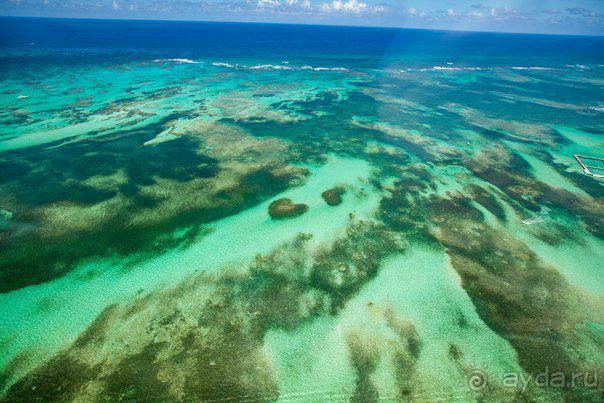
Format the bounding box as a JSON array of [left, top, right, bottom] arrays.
[[0, 18, 603, 400]]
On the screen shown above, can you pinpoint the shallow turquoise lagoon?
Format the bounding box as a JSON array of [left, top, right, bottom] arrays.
[[0, 18, 603, 401]]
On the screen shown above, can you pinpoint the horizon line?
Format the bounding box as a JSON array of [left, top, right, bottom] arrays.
[[1, 14, 603, 38]]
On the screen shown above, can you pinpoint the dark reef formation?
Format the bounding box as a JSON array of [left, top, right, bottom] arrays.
[[377, 159, 603, 401], [268, 198, 308, 219], [1, 220, 405, 401], [0, 123, 308, 293], [321, 187, 345, 206]]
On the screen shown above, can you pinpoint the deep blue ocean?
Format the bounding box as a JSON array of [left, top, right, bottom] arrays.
[[1, 16, 604, 69]]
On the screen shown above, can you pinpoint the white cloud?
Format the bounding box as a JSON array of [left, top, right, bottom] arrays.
[[257, 0, 280, 7], [319, 0, 368, 15], [447, 8, 454, 16], [286, 0, 297, 5], [409, 7, 416, 15], [112, 0, 120, 10]]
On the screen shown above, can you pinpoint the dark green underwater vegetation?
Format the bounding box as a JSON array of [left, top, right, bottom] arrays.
[[2, 221, 404, 400]]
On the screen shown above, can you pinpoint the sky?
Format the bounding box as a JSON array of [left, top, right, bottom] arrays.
[[1, 0, 603, 35]]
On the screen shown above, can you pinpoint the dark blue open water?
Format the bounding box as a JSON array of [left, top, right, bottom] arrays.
[[1, 16, 604, 69]]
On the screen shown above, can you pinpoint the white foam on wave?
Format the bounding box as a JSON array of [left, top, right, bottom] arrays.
[[249, 64, 292, 70], [301, 65, 348, 71], [212, 62, 236, 68], [512, 66, 552, 71], [588, 106, 604, 112], [388, 64, 598, 74], [402, 66, 485, 72], [209, 61, 348, 72], [153, 58, 200, 64], [432, 66, 461, 71]]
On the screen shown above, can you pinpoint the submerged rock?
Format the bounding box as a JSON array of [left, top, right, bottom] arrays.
[[268, 198, 308, 219], [321, 187, 345, 206]]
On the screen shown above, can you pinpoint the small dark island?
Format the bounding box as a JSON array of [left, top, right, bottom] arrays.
[[268, 198, 308, 219], [321, 187, 345, 206]]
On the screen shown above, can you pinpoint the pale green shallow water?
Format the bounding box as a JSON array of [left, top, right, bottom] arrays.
[[265, 246, 522, 401]]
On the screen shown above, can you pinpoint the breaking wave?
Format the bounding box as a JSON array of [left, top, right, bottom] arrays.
[[210, 62, 349, 72], [153, 58, 200, 64]]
